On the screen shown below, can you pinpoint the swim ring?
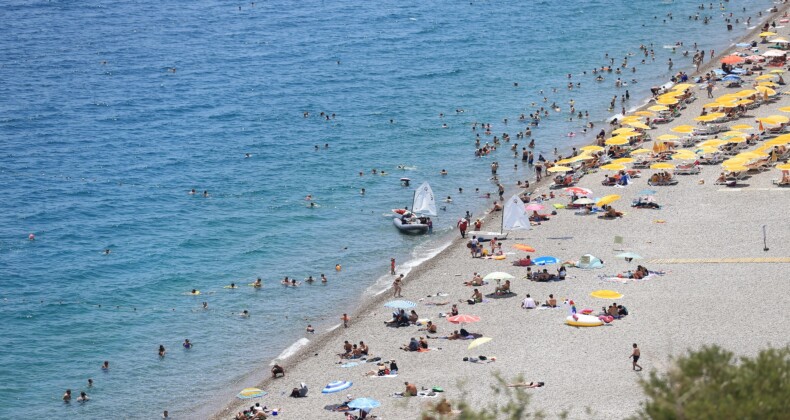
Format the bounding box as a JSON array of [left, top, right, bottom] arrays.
[[565, 314, 604, 327]]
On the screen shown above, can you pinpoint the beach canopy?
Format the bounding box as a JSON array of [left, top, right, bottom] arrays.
[[448, 314, 481, 324], [483, 272, 514, 281], [237, 388, 267, 399], [384, 300, 417, 309], [576, 254, 604, 269], [513, 244, 535, 252], [533, 256, 560, 266], [730, 124, 754, 130], [467, 337, 492, 350], [605, 137, 629, 146], [564, 187, 592, 196], [322, 381, 353, 394], [348, 398, 381, 411], [503, 194, 532, 231], [590, 290, 624, 299]]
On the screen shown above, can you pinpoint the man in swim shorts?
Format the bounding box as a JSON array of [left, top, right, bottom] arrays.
[[631, 343, 642, 371]]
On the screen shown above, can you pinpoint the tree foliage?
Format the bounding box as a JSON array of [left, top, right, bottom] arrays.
[[635, 345, 790, 420]]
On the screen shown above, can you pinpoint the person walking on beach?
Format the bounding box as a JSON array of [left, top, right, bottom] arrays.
[[457, 218, 468, 238], [390, 258, 396, 275], [393, 275, 403, 297], [706, 81, 714, 98], [630, 343, 643, 371]]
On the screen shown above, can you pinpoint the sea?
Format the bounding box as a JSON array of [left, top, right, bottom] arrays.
[[0, 0, 775, 417]]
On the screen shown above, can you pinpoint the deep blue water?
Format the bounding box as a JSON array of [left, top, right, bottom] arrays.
[[0, 0, 773, 417]]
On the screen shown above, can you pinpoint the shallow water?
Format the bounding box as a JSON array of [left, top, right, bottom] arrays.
[[0, 0, 773, 417]]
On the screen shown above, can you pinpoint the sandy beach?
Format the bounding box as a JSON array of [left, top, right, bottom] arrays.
[[214, 5, 790, 419]]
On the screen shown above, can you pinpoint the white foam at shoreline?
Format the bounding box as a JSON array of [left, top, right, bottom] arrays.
[[270, 337, 310, 366]]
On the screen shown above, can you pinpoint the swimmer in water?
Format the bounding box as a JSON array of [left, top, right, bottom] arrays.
[[183, 339, 192, 349], [445, 196, 453, 203], [309, 202, 316, 208], [189, 189, 196, 195], [203, 190, 209, 197], [63, 389, 72, 402], [305, 195, 312, 200], [360, 188, 365, 195], [103, 249, 111, 255], [244, 153, 251, 158], [158, 345, 166, 357], [440, 169, 448, 175], [191, 289, 199, 295], [442, 123, 448, 128], [306, 324, 315, 334], [102, 361, 109, 370], [305, 275, 315, 283], [202, 302, 208, 309], [88, 379, 93, 387], [321, 273, 328, 283], [228, 283, 237, 289], [253, 278, 262, 288], [241, 310, 250, 318], [77, 391, 89, 402]]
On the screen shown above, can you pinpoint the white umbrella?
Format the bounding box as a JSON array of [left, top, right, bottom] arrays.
[[483, 272, 514, 281]]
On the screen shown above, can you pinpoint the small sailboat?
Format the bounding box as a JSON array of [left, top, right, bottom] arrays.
[[393, 182, 436, 234], [467, 194, 531, 240]]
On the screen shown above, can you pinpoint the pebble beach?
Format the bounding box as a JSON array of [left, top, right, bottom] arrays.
[[214, 5, 790, 419]]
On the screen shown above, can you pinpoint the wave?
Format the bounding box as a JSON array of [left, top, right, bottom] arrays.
[[270, 337, 310, 365]]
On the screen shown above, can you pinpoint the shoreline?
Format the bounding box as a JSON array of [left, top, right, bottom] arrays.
[[210, 3, 790, 418]]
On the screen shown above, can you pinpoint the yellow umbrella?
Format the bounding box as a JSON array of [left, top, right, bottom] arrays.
[[648, 105, 669, 112], [755, 74, 776, 81], [619, 116, 641, 123], [633, 111, 655, 117], [770, 69, 786, 74], [766, 138, 790, 146], [656, 134, 679, 141], [630, 148, 652, 155], [656, 96, 678, 105], [735, 99, 754, 106], [717, 94, 740, 102], [650, 162, 675, 170], [625, 121, 651, 130], [736, 151, 768, 159], [777, 163, 790, 170], [720, 102, 742, 108], [760, 31, 777, 37], [702, 102, 724, 109], [672, 151, 697, 160], [556, 158, 577, 165], [726, 137, 747, 144], [778, 107, 790, 113], [694, 114, 720, 122], [590, 290, 624, 299], [547, 165, 573, 173], [580, 145, 604, 152], [672, 83, 694, 91], [661, 91, 685, 98], [612, 157, 634, 164], [755, 86, 777, 96], [735, 89, 757, 98], [723, 164, 749, 172], [721, 130, 745, 137], [671, 125, 695, 133], [758, 81, 778, 88], [696, 145, 720, 154], [612, 127, 637, 135], [467, 336, 492, 350], [600, 163, 626, 171], [723, 157, 748, 166], [605, 137, 630, 146], [698, 139, 726, 147], [597, 194, 621, 206], [767, 115, 790, 123]]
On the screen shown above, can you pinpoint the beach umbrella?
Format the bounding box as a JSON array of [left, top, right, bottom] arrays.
[[770, 69, 786, 74], [766, 138, 790, 146], [556, 158, 577, 165], [596, 194, 621, 206], [625, 121, 651, 130], [237, 388, 267, 399], [580, 145, 604, 152], [656, 134, 679, 141], [612, 158, 634, 164], [671, 125, 694, 134], [619, 116, 641, 123], [547, 165, 573, 173], [573, 198, 595, 205], [779, 107, 790, 113], [448, 314, 481, 324], [698, 139, 726, 147], [348, 398, 381, 411], [758, 81, 779, 88], [483, 272, 514, 281], [648, 105, 669, 112], [730, 124, 754, 130], [767, 115, 790, 124], [600, 163, 626, 171], [637, 189, 656, 196], [513, 244, 535, 252], [467, 337, 492, 350], [735, 89, 758, 97], [590, 290, 624, 299], [720, 55, 744, 64], [721, 75, 741, 82], [616, 252, 643, 260], [612, 127, 636, 135], [633, 111, 654, 117], [650, 162, 675, 170], [755, 74, 777, 81], [723, 164, 749, 172], [762, 49, 786, 57], [777, 163, 790, 170], [384, 300, 417, 309], [525, 204, 544, 211], [656, 96, 678, 105], [533, 256, 560, 266], [755, 86, 777, 96], [564, 187, 592, 196], [605, 137, 630, 146], [672, 151, 697, 160], [630, 148, 652, 155], [759, 31, 777, 37], [322, 381, 353, 394], [672, 83, 694, 91]]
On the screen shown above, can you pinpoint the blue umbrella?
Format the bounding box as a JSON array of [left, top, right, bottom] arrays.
[[322, 381, 352, 394], [534, 256, 560, 265], [637, 189, 657, 196], [384, 300, 417, 309], [722, 75, 741, 81], [348, 397, 381, 411], [730, 68, 747, 74]]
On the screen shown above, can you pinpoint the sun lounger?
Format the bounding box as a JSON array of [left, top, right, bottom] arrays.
[[647, 179, 679, 186], [772, 179, 790, 187], [674, 163, 700, 175]]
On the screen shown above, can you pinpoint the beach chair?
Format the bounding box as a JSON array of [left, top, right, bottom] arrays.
[[674, 163, 700, 175], [698, 154, 724, 165]]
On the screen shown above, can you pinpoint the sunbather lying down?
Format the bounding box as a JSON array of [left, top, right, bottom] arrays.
[[507, 382, 545, 388]]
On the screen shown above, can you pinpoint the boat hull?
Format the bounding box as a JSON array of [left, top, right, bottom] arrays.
[[393, 217, 429, 234], [467, 231, 508, 241]]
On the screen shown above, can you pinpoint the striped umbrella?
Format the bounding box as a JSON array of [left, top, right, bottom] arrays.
[[322, 381, 353, 394], [237, 388, 267, 399], [348, 397, 381, 411], [384, 300, 417, 309]]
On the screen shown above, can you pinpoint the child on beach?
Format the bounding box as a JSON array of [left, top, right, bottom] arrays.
[[630, 343, 643, 371]]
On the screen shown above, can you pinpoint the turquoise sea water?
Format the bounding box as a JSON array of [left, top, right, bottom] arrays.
[[0, 0, 774, 417]]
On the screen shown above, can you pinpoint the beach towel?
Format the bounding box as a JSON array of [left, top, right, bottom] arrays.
[[340, 362, 359, 368], [370, 374, 398, 378], [417, 391, 439, 398], [484, 292, 517, 299]]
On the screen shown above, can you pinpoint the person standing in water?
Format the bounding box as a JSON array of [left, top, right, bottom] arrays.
[[390, 258, 396, 275]]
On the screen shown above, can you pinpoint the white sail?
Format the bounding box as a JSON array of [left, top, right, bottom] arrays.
[[411, 182, 437, 216], [502, 194, 532, 231]]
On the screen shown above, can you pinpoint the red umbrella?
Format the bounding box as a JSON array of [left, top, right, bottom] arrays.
[[448, 314, 481, 324], [564, 187, 592, 196], [720, 55, 744, 64]]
